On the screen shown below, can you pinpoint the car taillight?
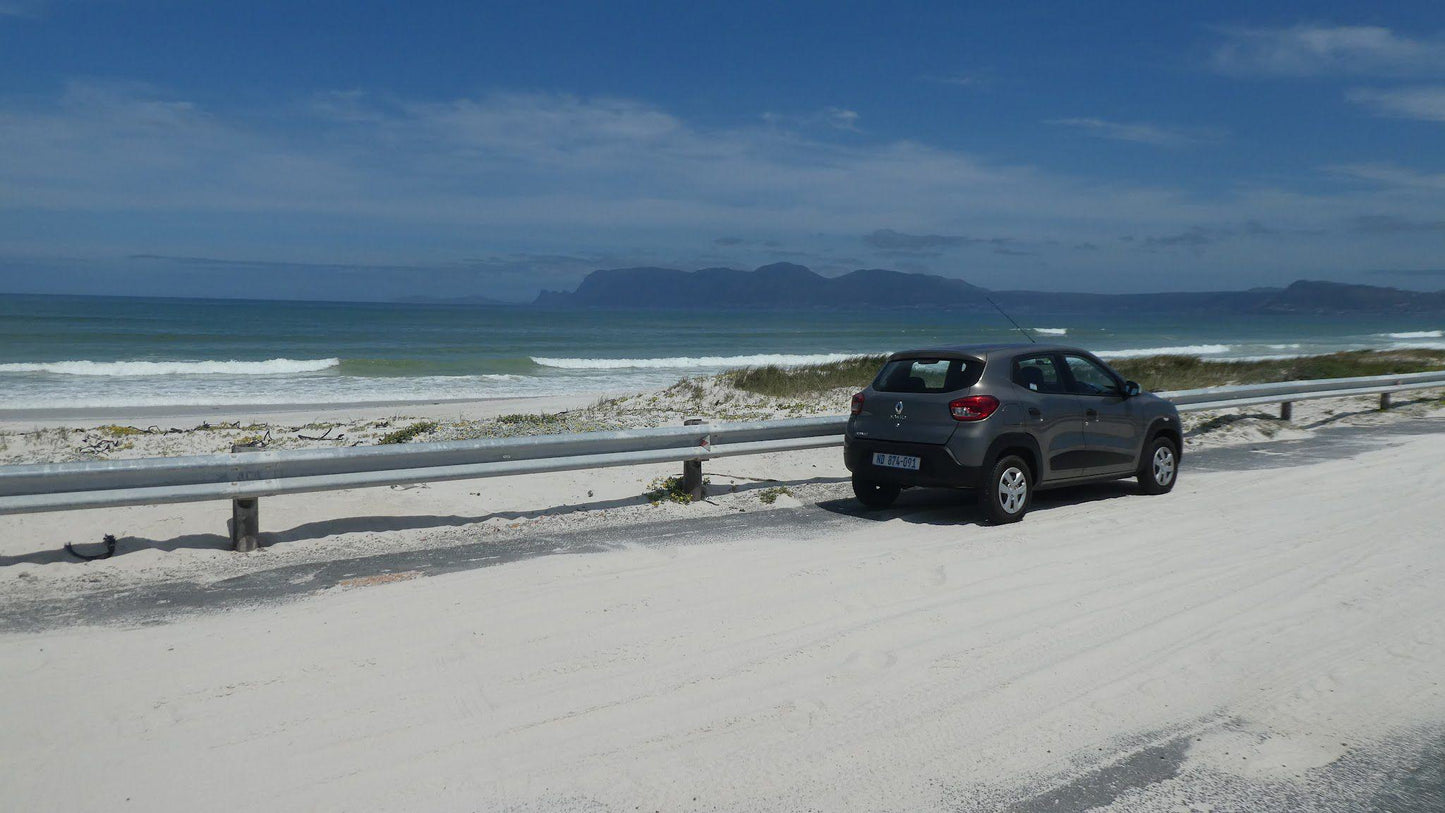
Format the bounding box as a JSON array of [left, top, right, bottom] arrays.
[[949, 395, 999, 421], [851, 392, 865, 415]]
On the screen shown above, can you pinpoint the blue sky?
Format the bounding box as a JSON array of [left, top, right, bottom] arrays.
[[3, 1, 1445, 301]]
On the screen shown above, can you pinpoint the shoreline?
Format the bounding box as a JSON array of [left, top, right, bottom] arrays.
[[3, 349, 1445, 465], [0, 371, 1440, 586], [0, 391, 617, 432]]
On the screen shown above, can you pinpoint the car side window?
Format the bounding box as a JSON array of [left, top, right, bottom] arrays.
[[1063, 354, 1121, 396], [1013, 355, 1063, 394]]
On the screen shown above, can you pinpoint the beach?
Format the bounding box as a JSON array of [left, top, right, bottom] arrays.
[[4, 297, 1445, 810], [12, 3, 1445, 807], [3, 373, 1443, 588], [2, 400, 1443, 810]]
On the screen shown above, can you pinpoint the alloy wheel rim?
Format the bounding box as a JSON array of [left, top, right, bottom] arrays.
[[1152, 447, 1176, 486], [998, 466, 1028, 514]]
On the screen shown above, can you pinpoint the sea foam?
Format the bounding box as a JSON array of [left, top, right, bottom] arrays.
[[1097, 344, 1232, 358], [532, 353, 873, 370], [0, 358, 342, 376], [1032, 328, 1068, 335], [0, 373, 554, 409], [1381, 331, 1443, 339]]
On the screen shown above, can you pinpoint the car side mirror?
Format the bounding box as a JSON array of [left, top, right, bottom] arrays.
[[1123, 380, 1141, 397]]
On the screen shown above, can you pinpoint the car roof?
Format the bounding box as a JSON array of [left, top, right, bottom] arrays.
[[886, 343, 1083, 362]]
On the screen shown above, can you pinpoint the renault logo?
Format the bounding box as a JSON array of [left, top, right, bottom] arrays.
[[894, 400, 905, 417]]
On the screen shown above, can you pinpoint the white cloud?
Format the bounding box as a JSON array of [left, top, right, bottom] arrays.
[[925, 74, 989, 89], [823, 107, 860, 131], [1328, 162, 1445, 189], [760, 106, 862, 132], [1044, 117, 1216, 147], [6, 81, 1445, 292], [1210, 24, 1445, 76], [1346, 85, 1445, 121]]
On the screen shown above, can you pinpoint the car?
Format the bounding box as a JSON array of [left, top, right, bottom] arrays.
[[844, 343, 1181, 524]]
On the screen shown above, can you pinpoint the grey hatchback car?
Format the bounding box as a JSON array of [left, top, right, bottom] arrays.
[[844, 344, 1181, 524]]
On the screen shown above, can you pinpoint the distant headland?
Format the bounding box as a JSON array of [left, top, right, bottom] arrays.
[[532, 263, 1445, 314]]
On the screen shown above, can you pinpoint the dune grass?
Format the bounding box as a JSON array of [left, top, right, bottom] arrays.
[[1111, 349, 1445, 391], [717, 355, 888, 398], [719, 349, 1445, 398]]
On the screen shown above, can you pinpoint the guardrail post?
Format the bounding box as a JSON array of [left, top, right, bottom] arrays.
[[1380, 392, 1392, 411], [231, 498, 260, 552], [1280, 401, 1292, 421], [229, 444, 262, 552], [682, 418, 708, 502]]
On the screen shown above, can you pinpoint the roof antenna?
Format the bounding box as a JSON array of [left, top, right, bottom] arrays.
[[984, 296, 1036, 343]]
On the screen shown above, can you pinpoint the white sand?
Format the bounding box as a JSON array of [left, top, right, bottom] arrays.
[[1, 388, 1442, 594], [0, 392, 609, 432], [2, 428, 1444, 810]]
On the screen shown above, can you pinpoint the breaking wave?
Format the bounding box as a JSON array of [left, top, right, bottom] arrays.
[[1032, 327, 1068, 335], [1381, 330, 1443, 339], [0, 373, 561, 409], [1096, 344, 1232, 358], [531, 352, 874, 370], [0, 358, 342, 376]]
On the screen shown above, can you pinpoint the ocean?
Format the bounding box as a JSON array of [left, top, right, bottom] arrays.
[[2, 293, 1442, 410]]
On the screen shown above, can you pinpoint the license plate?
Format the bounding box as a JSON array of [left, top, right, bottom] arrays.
[[872, 452, 920, 471]]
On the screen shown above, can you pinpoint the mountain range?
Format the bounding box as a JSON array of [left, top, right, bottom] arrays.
[[532, 263, 1445, 314]]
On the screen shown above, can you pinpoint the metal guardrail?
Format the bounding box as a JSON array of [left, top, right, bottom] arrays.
[[2, 369, 1443, 548], [1159, 369, 1445, 410], [0, 417, 849, 548]]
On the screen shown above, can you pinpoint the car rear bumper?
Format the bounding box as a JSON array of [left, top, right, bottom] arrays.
[[844, 436, 982, 488]]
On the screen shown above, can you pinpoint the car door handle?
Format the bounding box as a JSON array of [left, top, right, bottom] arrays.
[[1085, 409, 1098, 420], [1028, 407, 1042, 418]]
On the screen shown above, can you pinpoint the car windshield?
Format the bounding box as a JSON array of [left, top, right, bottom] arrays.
[[872, 357, 984, 393]]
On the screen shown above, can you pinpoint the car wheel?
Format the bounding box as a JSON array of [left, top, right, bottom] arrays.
[[1137, 436, 1178, 495], [852, 475, 900, 509], [981, 455, 1031, 524]]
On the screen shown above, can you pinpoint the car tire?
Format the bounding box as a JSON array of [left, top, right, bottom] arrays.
[[981, 455, 1031, 524], [1137, 436, 1179, 495], [852, 476, 900, 509]]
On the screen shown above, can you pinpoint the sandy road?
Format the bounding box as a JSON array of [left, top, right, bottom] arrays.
[[2, 430, 1444, 811]]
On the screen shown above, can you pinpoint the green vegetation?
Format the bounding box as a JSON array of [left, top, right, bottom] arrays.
[[495, 412, 570, 430], [665, 378, 708, 402], [720, 354, 888, 398], [718, 349, 1445, 398], [96, 424, 146, 437], [645, 474, 706, 505], [589, 394, 622, 410], [1111, 349, 1445, 392], [758, 486, 793, 505], [451, 411, 620, 440], [377, 421, 439, 444]]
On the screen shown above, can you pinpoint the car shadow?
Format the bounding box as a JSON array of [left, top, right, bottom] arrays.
[[1184, 410, 1280, 438], [816, 480, 1142, 527]]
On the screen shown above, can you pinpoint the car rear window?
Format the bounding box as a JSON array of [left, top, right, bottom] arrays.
[[872, 357, 984, 393]]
